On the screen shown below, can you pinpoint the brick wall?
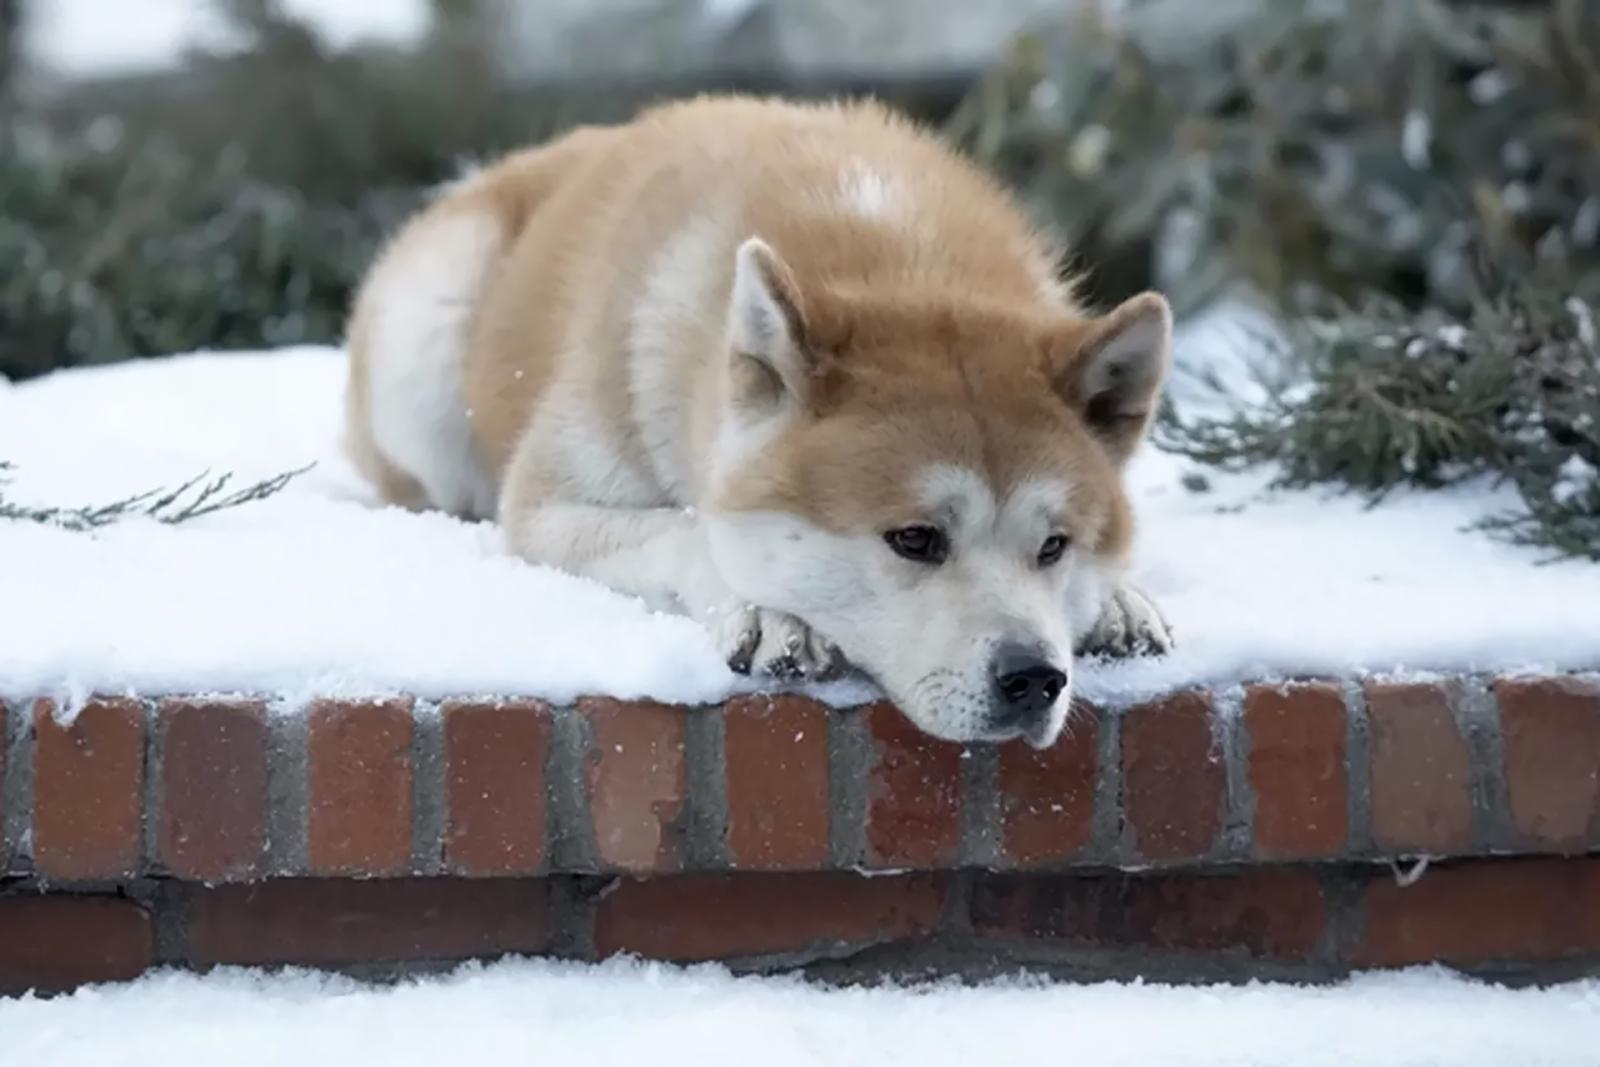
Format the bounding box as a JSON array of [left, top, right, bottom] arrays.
[[2, 675, 1598, 993]]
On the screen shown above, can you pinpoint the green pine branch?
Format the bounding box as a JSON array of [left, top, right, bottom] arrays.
[[1155, 277, 1600, 560]]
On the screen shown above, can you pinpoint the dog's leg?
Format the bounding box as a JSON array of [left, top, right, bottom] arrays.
[[1075, 582, 1174, 659], [503, 501, 845, 680]]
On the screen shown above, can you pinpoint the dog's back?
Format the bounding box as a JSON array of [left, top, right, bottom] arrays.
[[345, 96, 1068, 518]]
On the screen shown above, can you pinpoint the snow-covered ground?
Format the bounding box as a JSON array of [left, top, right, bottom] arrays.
[[2, 311, 1599, 709], [3, 959, 1597, 1067]]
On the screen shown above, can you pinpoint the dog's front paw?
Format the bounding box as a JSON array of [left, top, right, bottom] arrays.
[[1076, 584, 1174, 659], [715, 605, 847, 681]]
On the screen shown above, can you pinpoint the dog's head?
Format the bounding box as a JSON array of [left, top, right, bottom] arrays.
[[704, 238, 1170, 747]]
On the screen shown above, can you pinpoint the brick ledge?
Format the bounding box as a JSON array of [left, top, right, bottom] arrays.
[[5, 676, 1597, 881], [3, 675, 1598, 992]]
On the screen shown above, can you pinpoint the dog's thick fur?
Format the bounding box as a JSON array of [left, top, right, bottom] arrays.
[[344, 96, 1172, 747]]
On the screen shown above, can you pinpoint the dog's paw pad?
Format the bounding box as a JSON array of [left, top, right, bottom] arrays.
[[763, 655, 803, 681], [745, 610, 847, 681], [1076, 585, 1174, 659], [710, 604, 849, 681]]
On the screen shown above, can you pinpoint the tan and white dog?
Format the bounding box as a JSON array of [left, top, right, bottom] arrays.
[[343, 96, 1172, 748]]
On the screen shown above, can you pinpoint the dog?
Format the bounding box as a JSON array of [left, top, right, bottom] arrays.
[[343, 95, 1172, 748]]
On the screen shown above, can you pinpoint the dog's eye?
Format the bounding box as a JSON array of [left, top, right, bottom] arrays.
[[1037, 533, 1071, 566], [884, 525, 948, 565]]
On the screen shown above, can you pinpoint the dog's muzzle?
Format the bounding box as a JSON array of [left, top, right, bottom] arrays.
[[987, 640, 1067, 737]]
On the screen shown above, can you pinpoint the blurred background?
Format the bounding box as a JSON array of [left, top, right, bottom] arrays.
[[1, 0, 1597, 556]]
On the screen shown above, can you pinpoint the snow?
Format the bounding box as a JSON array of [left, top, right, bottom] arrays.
[[2, 317, 1599, 711], [1569, 296, 1597, 349], [0, 349, 861, 711], [1554, 455, 1598, 507], [3, 959, 1597, 1066], [1401, 108, 1432, 170]]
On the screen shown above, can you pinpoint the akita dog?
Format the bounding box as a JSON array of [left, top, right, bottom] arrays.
[[344, 96, 1172, 748]]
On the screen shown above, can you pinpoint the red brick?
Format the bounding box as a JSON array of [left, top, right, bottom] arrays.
[[723, 695, 830, 870], [0, 895, 153, 994], [582, 698, 687, 872], [997, 713, 1099, 866], [974, 868, 1328, 960], [1365, 682, 1473, 854], [188, 878, 549, 966], [33, 698, 145, 880], [595, 872, 947, 962], [158, 698, 268, 881], [1245, 683, 1349, 859], [968, 874, 1041, 938], [443, 699, 551, 876], [865, 703, 964, 868], [1117, 868, 1328, 959], [1494, 677, 1600, 852], [307, 698, 414, 876], [1353, 857, 1600, 968], [1121, 691, 1223, 863]]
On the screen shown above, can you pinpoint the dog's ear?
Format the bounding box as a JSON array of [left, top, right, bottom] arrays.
[[1051, 292, 1172, 464], [729, 237, 813, 414]]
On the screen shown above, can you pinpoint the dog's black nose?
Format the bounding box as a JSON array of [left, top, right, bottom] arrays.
[[990, 642, 1067, 720]]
